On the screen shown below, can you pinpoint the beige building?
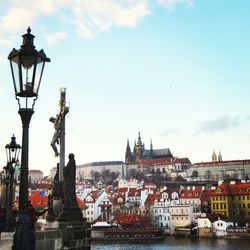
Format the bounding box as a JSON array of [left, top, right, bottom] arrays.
[[169, 204, 192, 232], [76, 161, 125, 180], [29, 169, 43, 183], [187, 159, 250, 181]]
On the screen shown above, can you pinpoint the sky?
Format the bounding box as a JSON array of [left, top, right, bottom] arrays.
[[0, 0, 250, 176]]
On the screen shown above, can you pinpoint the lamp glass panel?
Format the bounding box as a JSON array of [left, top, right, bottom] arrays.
[[33, 60, 45, 94], [20, 55, 35, 94], [10, 60, 20, 94]]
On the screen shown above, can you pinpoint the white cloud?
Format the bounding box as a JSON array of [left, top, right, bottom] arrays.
[[198, 116, 241, 134], [45, 31, 68, 46], [0, 0, 193, 44], [0, 7, 36, 34], [71, 0, 151, 38]]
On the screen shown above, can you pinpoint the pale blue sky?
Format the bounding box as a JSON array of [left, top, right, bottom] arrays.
[[0, 0, 250, 175]]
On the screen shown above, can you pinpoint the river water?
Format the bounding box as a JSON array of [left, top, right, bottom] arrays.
[[91, 237, 249, 250]]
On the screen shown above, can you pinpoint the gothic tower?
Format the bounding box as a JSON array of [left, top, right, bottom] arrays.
[[212, 150, 217, 162], [125, 139, 132, 163], [133, 131, 144, 161], [218, 150, 222, 161]]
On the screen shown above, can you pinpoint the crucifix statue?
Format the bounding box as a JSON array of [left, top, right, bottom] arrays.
[[47, 88, 69, 221], [49, 88, 69, 182]]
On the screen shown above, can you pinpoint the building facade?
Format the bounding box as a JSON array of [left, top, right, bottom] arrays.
[[76, 161, 125, 180], [187, 159, 250, 181], [125, 132, 173, 164]]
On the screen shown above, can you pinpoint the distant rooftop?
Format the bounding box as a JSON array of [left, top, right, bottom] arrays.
[[77, 161, 124, 168]]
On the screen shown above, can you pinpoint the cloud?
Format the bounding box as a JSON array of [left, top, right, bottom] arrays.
[[157, 0, 193, 10], [198, 115, 241, 134], [45, 31, 68, 46], [71, 1, 151, 38], [0, 0, 193, 44], [159, 128, 180, 136]]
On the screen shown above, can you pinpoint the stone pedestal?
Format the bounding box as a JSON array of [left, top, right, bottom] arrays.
[[59, 220, 91, 250], [36, 230, 62, 250], [58, 207, 83, 222]]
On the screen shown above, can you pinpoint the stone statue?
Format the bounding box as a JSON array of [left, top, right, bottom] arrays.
[[45, 185, 54, 222], [63, 154, 78, 208], [49, 114, 61, 157]]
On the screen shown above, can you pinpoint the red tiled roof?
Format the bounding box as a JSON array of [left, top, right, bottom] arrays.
[[136, 157, 174, 166], [113, 212, 151, 226], [230, 182, 250, 195], [206, 182, 250, 196], [180, 187, 202, 199], [127, 188, 141, 197], [29, 191, 48, 208], [85, 190, 102, 203], [27, 191, 87, 208], [118, 187, 128, 193], [193, 159, 250, 166], [173, 157, 191, 164], [144, 193, 161, 205]]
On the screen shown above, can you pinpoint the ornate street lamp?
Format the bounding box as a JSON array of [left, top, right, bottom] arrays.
[[5, 135, 21, 164], [4, 135, 21, 231], [8, 27, 50, 250]]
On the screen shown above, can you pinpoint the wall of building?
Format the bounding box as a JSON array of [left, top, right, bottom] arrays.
[[187, 160, 250, 181]]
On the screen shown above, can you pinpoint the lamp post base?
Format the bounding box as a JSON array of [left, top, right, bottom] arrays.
[[12, 212, 35, 250]]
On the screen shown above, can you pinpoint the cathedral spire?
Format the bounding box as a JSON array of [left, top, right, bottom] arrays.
[[150, 138, 153, 157], [125, 139, 132, 163], [137, 131, 142, 146], [212, 149, 217, 162], [218, 150, 222, 162]]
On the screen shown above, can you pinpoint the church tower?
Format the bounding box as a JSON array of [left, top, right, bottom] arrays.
[[212, 150, 217, 162], [125, 139, 132, 163], [150, 139, 153, 157], [218, 150, 222, 161], [133, 132, 144, 161]]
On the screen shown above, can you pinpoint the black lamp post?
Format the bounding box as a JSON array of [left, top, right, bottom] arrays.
[[4, 135, 21, 231], [8, 27, 50, 250]]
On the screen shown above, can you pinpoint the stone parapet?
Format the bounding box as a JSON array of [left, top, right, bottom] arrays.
[[36, 230, 62, 250]]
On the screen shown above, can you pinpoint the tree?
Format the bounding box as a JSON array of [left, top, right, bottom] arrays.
[[175, 175, 186, 182], [191, 171, 198, 179], [93, 171, 101, 181]]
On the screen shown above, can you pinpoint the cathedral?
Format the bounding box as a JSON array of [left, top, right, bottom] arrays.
[[125, 132, 173, 164]]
